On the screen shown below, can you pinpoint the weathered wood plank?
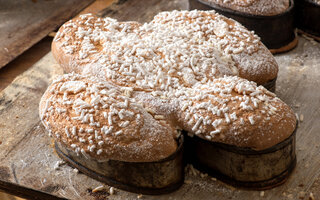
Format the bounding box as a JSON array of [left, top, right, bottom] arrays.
[[0, 37, 53, 92], [272, 38, 320, 199], [79, 0, 115, 16], [0, 0, 320, 199], [0, 0, 94, 69]]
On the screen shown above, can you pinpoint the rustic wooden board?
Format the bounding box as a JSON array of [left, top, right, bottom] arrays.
[[0, 0, 94, 69], [0, 0, 320, 199]]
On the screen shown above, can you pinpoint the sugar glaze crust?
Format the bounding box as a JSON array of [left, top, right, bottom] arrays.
[[40, 73, 296, 162], [39, 74, 178, 162], [43, 10, 295, 162], [173, 76, 296, 150], [203, 0, 290, 16], [52, 10, 278, 87]]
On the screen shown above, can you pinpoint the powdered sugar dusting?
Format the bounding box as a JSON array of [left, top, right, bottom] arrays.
[[41, 10, 295, 162], [40, 73, 296, 157], [52, 10, 278, 87], [173, 76, 296, 149], [205, 0, 290, 16], [39, 73, 178, 162]]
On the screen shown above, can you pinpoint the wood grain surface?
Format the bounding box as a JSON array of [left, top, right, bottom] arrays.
[[0, 0, 113, 91], [0, 37, 53, 92], [0, 0, 94, 69], [0, 0, 320, 199]]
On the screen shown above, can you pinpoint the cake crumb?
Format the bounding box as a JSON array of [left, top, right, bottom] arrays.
[[300, 114, 304, 122], [188, 165, 200, 176], [53, 160, 65, 170], [137, 194, 143, 199], [211, 177, 217, 181], [260, 191, 265, 197], [294, 103, 301, 108], [295, 113, 299, 122], [109, 187, 115, 195], [92, 185, 105, 193], [309, 192, 315, 200], [200, 173, 208, 178], [184, 179, 193, 184], [73, 168, 79, 173]]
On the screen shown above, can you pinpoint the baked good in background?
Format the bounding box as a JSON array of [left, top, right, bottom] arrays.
[[189, 0, 297, 53], [40, 10, 297, 193], [197, 0, 290, 16]]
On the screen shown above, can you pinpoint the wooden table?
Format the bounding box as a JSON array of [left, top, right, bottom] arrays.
[[0, 0, 95, 69], [1, 0, 320, 199]]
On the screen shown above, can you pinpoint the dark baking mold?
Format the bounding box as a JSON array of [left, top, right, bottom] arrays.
[[55, 106, 297, 192], [185, 123, 297, 189], [55, 136, 184, 195]]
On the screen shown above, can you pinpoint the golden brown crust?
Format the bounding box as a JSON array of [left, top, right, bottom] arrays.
[[174, 76, 296, 150], [52, 11, 278, 87], [152, 11, 278, 85], [40, 74, 296, 157], [42, 11, 296, 162], [51, 40, 80, 74], [39, 74, 178, 162]]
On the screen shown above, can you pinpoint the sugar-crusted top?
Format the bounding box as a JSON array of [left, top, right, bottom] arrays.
[[204, 0, 290, 16], [173, 76, 296, 149], [52, 10, 278, 89], [43, 10, 294, 162], [39, 73, 178, 162], [40, 73, 296, 162]]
